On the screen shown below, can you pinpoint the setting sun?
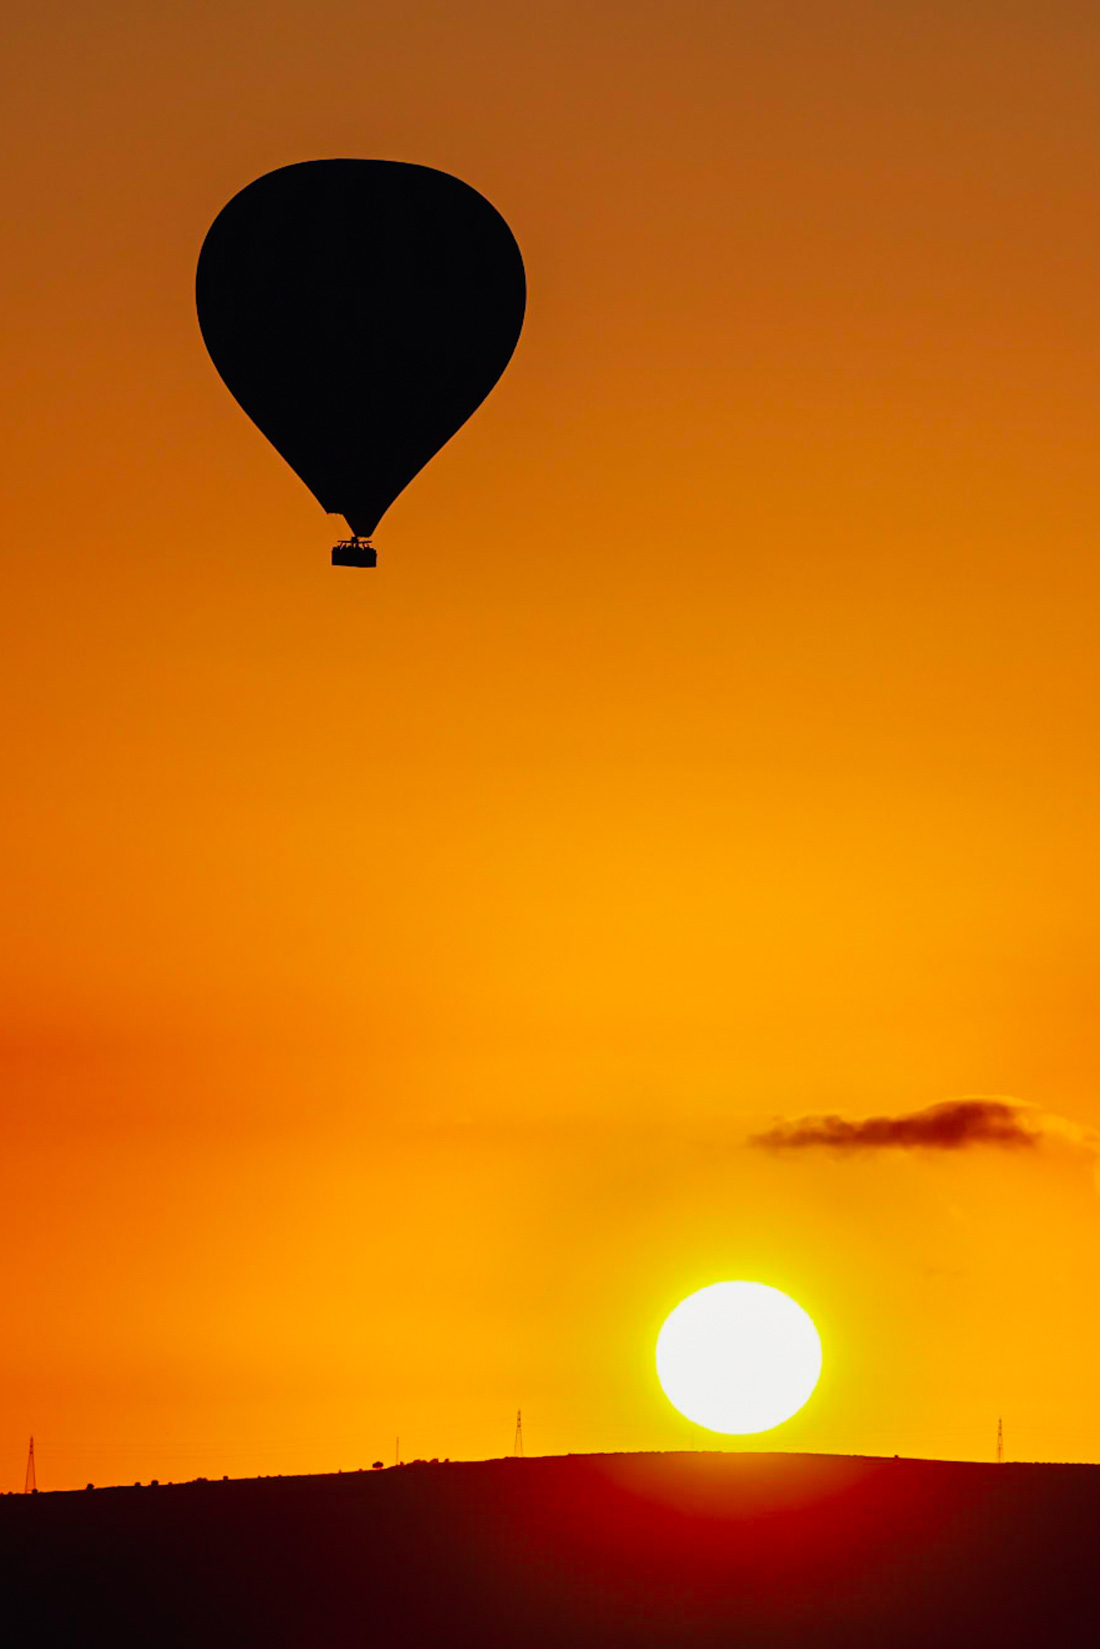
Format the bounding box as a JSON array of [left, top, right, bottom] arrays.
[[656, 1283, 823, 1435]]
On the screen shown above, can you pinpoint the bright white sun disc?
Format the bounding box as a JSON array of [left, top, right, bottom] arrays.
[[656, 1281, 822, 1435]]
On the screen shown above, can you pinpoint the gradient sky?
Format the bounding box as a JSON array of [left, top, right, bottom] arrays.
[[4, 0, 1100, 1490]]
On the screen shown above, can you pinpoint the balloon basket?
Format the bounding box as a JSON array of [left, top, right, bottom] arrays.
[[332, 537, 377, 568]]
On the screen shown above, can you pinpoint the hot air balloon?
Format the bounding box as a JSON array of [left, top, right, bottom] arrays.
[[196, 160, 526, 567]]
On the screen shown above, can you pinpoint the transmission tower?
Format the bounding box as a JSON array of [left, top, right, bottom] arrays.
[[996, 1418, 1004, 1465], [513, 1409, 524, 1458], [24, 1436, 36, 1494]]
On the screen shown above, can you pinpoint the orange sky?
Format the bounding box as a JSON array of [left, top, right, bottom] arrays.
[[4, 0, 1100, 1490]]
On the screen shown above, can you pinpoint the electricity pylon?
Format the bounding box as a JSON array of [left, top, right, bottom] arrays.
[[513, 1409, 524, 1458], [996, 1418, 1004, 1465], [24, 1437, 36, 1494]]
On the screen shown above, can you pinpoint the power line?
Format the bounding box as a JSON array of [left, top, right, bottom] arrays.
[[24, 1437, 36, 1494]]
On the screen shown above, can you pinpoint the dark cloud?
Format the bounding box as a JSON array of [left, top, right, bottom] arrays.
[[751, 1099, 1040, 1153]]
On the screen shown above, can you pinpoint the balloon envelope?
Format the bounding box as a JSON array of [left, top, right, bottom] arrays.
[[196, 160, 526, 541]]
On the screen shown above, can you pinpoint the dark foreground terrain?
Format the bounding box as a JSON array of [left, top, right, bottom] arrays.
[[4, 1450, 1098, 1646]]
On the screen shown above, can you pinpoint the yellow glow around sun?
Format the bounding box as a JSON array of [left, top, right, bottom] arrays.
[[656, 1282, 822, 1435]]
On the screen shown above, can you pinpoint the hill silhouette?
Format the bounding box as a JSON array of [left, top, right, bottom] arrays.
[[4, 1450, 1096, 1646]]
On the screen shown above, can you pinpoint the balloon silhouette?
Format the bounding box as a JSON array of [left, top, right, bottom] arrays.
[[196, 160, 526, 567]]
